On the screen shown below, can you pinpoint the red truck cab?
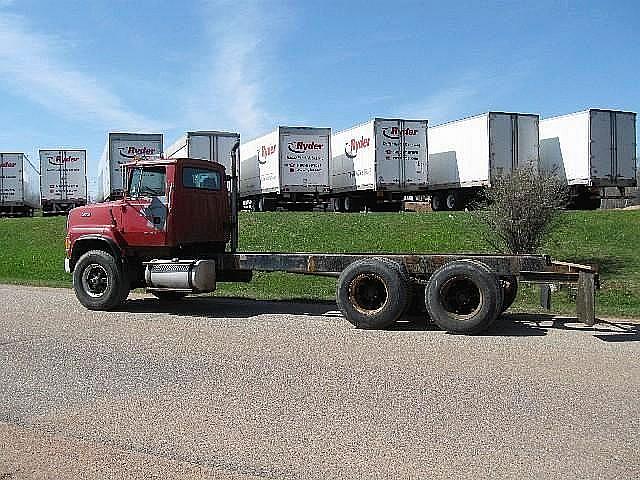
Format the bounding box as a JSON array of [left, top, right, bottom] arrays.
[[65, 157, 231, 309]]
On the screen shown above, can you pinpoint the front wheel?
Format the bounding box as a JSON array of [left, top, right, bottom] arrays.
[[73, 249, 129, 310]]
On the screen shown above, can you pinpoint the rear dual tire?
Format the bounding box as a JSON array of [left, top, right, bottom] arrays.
[[336, 258, 410, 329], [432, 191, 464, 211], [425, 260, 502, 334]]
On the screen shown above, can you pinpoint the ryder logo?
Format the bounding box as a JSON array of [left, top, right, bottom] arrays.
[[0, 162, 16, 168], [382, 126, 418, 139], [287, 141, 324, 154], [48, 154, 80, 166], [119, 146, 157, 159], [344, 136, 370, 159], [259, 144, 277, 164]]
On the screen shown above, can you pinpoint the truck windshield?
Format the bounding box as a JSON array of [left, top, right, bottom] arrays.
[[128, 167, 166, 197], [183, 167, 221, 191]]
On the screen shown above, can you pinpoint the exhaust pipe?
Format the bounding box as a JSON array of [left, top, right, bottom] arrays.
[[230, 140, 240, 253]]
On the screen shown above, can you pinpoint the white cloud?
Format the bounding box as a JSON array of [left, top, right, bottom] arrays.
[[184, 1, 284, 138], [0, 12, 159, 131], [401, 85, 480, 125]]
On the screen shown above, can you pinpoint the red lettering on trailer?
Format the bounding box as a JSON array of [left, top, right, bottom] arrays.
[[48, 155, 80, 166], [0, 162, 16, 168], [261, 145, 277, 157], [382, 127, 418, 139], [344, 136, 370, 159], [119, 146, 157, 159], [287, 141, 324, 154]]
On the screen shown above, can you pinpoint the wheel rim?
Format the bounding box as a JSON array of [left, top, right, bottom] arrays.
[[446, 194, 456, 210], [432, 195, 441, 210], [81, 263, 110, 298], [349, 273, 388, 314], [440, 277, 482, 319]]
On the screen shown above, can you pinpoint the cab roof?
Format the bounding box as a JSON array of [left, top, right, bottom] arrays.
[[123, 157, 226, 171]]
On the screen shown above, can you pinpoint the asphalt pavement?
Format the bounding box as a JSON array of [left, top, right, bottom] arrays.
[[0, 284, 639, 479]]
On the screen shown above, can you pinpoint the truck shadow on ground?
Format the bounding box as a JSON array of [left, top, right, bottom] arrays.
[[120, 296, 639, 342]]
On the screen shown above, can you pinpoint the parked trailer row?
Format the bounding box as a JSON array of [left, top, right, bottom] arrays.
[[94, 107, 637, 212], [0, 153, 40, 216]]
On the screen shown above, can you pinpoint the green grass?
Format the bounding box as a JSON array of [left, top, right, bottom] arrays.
[[0, 210, 638, 317]]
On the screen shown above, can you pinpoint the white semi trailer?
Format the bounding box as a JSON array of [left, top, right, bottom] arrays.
[[539, 109, 637, 209], [97, 132, 163, 202], [427, 112, 539, 210], [329, 118, 428, 212], [165, 131, 240, 172], [39, 149, 87, 215], [0, 153, 40, 216], [240, 126, 331, 211]]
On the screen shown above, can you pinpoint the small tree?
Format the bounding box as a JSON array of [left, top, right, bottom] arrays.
[[473, 167, 568, 254]]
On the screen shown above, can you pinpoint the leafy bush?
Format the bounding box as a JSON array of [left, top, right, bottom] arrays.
[[474, 168, 568, 254]]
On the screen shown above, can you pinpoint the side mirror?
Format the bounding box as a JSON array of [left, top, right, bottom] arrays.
[[225, 174, 232, 181]]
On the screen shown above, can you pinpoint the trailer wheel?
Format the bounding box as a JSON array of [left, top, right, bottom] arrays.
[[425, 260, 501, 334], [331, 197, 343, 212], [344, 196, 360, 212], [336, 258, 409, 329], [500, 275, 518, 313], [431, 193, 444, 211], [73, 249, 129, 310], [152, 291, 187, 302], [445, 191, 462, 211]]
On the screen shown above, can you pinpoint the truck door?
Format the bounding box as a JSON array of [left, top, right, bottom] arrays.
[[121, 166, 168, 246]]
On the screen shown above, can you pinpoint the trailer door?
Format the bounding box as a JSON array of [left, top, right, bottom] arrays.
[[401, 120, 428, 190], [0, 154, 22, 205], [488, 113, 516, 177], [589, 110, 614, 182], [516, 115, 539, 171], [375, 119, 403, 189], [614, 112, 637, 183]]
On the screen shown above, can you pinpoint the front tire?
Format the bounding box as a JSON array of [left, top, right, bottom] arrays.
[[73, 249, 129, 310]]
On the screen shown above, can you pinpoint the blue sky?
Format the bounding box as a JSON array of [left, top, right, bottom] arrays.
[[0, 0, 638, 190]]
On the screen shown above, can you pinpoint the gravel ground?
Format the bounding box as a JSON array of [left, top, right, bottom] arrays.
[[0, 284, 639, 479]]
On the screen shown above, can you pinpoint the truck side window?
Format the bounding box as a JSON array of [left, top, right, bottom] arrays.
[[129, 167, 166, 197], [183, 167, 221, 191]]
